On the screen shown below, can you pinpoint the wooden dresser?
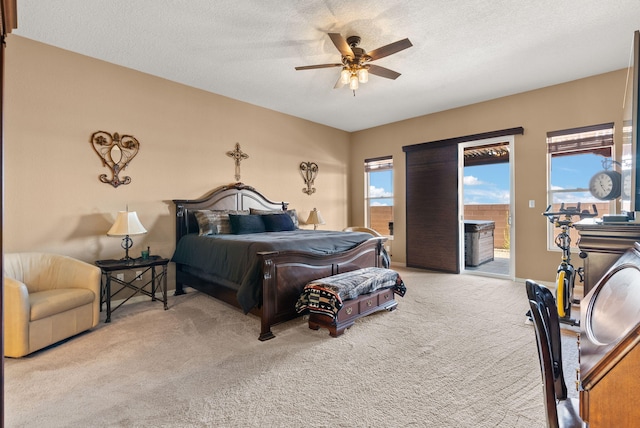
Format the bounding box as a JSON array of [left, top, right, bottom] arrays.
[[579, 242, 640, 427], [575, 219, 640, 295]]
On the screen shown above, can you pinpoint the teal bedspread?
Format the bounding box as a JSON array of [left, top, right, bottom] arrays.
[[171, 230, 376, 312]]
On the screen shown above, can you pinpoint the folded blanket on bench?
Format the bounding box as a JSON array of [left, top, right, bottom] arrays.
[[295, 267, 406, 319]]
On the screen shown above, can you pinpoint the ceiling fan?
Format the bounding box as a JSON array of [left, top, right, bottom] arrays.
[[295, 33, 413, 92]]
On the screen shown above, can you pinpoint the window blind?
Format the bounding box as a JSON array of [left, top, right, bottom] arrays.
[[364, 156, 393, 172], [547, 123, 614, 156]]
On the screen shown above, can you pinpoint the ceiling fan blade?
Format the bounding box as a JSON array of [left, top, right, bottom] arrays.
[[368, 64, 401, 80], [328, 33, 354, 58], [366, 38, 413, 61], [295, 63, 343, 70]]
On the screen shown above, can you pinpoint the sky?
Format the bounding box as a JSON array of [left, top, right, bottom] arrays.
[[464, 153, 629, 205], [368, 163, 513, 206], [463, 163, 510, 205], [369, 153, 626, 206], [369, 170, 393, 206]]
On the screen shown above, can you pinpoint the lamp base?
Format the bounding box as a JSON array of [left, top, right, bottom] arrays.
[[120, 235, 133, 260]]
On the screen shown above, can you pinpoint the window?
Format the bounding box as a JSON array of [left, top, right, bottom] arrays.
[[547, 123, 615, 250], [365, 156, 393, 236]]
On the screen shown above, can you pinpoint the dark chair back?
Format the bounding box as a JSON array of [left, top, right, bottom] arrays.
[[526, 280, 568, 399], [526, 280, 582, 428]]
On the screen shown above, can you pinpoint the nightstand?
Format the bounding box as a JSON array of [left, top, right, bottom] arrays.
[[95, 256, 169, 322]]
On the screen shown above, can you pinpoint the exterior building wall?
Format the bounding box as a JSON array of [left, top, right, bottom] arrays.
[[464, 204, 510, 249], [369, 206, 393, 235], [463, 202, 611, 250], [373, 202, 611, 249]]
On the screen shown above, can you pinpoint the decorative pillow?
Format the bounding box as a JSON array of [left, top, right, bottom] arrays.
[[286, 209, 299, 229], [262, 213, 296, 232], [229, 214, 266, 235], [193, 210, 249, 235], [250, 208, 299, 229], [250, 208, 280, 215]]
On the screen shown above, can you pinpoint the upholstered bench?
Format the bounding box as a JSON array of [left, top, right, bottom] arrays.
[[295, 267, 406, 337]]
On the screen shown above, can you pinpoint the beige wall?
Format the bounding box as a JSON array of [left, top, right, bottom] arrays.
[[350, 70, 627, 283], [4, 36, 350, 290], [4, 35, 630, 286]]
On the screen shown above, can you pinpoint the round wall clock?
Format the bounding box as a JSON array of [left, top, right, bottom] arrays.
[[589, 170, 621, 200]]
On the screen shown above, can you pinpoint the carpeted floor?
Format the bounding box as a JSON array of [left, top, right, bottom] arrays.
[[4, 267, 579, 427]]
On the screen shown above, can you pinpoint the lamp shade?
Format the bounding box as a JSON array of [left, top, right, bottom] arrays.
[[340, 68, 350, 85], [306, 208, 325, 228], [107, 211, 147, 236], [349, 75, 359, 90], [358, 68, 368, 83]]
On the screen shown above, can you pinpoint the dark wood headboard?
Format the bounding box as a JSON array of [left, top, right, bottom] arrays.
[[173, 182, 288, 243]]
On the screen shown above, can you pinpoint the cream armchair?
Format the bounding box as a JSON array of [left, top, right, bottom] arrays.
[[4, 253, 101, 357]]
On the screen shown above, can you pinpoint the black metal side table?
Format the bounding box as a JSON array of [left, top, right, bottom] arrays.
[[95, 256, 169, 322]]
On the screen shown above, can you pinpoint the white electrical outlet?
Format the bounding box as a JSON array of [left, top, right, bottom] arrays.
[[136, 271, 142, 281], [116, 273, 124, 281], [529, 200, 535, 208]]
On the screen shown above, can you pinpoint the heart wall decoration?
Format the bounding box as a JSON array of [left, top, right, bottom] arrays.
[[91, 131, 140, 188]]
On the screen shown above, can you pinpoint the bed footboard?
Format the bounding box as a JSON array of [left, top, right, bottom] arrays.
[[257, 237, 384, 340]]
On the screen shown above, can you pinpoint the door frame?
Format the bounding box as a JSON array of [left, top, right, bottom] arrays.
[[458, 135, 515, 279]]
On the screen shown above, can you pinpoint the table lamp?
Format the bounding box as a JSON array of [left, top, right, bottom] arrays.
[[306, 208, 325, 230], [107, 210, 147, 260]]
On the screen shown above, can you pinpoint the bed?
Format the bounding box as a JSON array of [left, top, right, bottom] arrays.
[[172, 182, 387, 340]]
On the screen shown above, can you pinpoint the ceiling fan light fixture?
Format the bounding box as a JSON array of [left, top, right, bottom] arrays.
[[358, 68, 368, 83], [295, 33, 413, 93], [340, 68, 350, 85], [349, 75, 359, 90]]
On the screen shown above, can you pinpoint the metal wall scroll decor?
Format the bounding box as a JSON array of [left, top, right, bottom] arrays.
[[300, 161, 319, 195], [91, 131, 140, 188], [226, 143, 249, 181]]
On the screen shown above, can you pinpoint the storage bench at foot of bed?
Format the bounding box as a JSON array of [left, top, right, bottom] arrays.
[[308, 287, 398, 337], [295, 267, 407, 338]]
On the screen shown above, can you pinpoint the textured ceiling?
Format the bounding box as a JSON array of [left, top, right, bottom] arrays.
[[12, 0, 640, 132]]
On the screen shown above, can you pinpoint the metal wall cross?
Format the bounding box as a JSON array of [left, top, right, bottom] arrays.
[[226, 143, 249, 181]]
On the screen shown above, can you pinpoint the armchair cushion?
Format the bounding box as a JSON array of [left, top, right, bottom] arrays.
[[29, 288, 95, 321]]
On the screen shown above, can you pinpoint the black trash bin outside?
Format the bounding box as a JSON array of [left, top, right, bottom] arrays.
[[464, 220, 495, 266]]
